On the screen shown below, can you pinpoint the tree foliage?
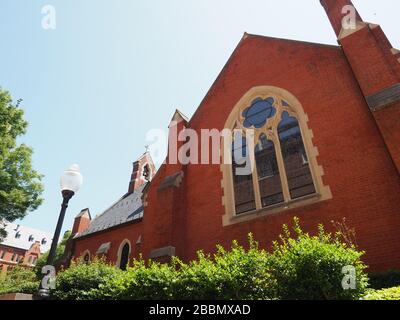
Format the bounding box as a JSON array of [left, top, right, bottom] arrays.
[[0, 266, 39, 295], [34, 230, 72, 277], [0, 88, 44, 240]]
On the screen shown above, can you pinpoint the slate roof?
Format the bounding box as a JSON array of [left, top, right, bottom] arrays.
[[0, 223, 53, 253], [75, 184, 146, 238]]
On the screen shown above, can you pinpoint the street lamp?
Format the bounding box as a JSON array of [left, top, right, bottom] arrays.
[[37, 164, 83, 298]]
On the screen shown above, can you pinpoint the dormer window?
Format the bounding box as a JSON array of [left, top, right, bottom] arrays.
[[15, 231, 21, 239], [41, 238, 47, 245], [28, 235, 34, 242]]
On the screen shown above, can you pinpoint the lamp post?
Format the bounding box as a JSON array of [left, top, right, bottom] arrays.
[[37, 164, 83, 299]]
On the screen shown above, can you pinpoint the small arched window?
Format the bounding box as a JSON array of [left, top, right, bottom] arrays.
[[116, 239, 131, 270], [221, 86, 332, 225], [142, 164, 151, 181], [81, 250, 91, 264], [83, 253, 90, 264], [119, 243, 131, 270]]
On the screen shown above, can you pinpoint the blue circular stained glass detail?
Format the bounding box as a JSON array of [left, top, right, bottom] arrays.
[[242, 97, 276, 128]]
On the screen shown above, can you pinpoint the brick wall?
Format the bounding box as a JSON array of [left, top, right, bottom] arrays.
[[73, 221, 143, 266], [143, 35, 400, 272], [73, 34, 400, 273]]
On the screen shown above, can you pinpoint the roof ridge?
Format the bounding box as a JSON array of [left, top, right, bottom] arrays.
[[244, 32, 340, 49]]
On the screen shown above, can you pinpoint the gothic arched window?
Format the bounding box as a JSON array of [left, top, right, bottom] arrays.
[[118, 241, 131, 271], [221, 86, 332, 225], [81, 250, 91, 264], [83, 253, 90, 264]]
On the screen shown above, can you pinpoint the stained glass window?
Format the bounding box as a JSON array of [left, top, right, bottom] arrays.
[[228, 89, 318, 215], [255, 134, 284, 207], [278, 112, 316, 199], [229, 93, 318, 217], [232, 132, 256, 214], [242, 98, 276, 128]]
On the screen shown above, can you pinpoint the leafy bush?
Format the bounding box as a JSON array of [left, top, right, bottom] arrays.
[[363, 286, 400, 300], [97, 259, 177, 300], [0, 267, 39, 295], [173, 236, 274, 300], [368, 270, 400, 290], [96, 235, 274, 300], [268, 217, 368, 300], [49, 219, 369, 300], [50, 258, 122, 300]]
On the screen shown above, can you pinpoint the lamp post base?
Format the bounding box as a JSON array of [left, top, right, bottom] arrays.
[[34, 288, 50, 300]]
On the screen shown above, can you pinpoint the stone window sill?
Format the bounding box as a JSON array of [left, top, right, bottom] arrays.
[[223, 193, 322, 226]]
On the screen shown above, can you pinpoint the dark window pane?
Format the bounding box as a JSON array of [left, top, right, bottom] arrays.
[[255, 134, 284, 207], [83, 253, 90, 263], [232, 133, 256, 214], [120, 243, 130, 270], [278, 112, 316, 199]]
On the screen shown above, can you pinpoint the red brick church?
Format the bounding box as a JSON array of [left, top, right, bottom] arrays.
[[63, 0, 400, 272]]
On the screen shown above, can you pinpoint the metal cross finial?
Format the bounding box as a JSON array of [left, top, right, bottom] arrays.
[[145, 145, 150, 153]]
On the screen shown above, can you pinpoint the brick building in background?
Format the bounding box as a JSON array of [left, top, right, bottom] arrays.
[[63, 0, 400, 272], [0, 223, 52, 276]]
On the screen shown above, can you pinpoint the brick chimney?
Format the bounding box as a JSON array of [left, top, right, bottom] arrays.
[[72, 208, 91, 235], [320, 0, 363, 37], [320, 0, 400, 173]]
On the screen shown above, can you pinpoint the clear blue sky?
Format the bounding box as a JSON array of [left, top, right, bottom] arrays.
[[0, 0, 398, 235]]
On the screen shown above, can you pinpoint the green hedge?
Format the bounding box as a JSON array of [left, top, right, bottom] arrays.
[[368, 270, 400, 290], [268, 218, 368, 300], [50, 258, 122, 300], [96, 235, 274, 300], [0, 267, 39, 295], [363, 286, 400, 300], [49, 218, 369, 300]]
